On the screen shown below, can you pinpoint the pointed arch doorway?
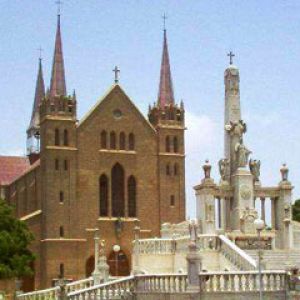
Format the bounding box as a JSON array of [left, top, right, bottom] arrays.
[[107, 248, 130, 276]]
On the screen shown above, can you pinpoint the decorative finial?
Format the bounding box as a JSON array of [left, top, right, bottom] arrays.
[[227, 51, 235, 65], [280, 163, 289, 182], [37, 46, 43, 60], [113, 66, 120, 84], [203, 160, 212, 179], [162, 13, 168, 31], [55, 0, 63, 15]]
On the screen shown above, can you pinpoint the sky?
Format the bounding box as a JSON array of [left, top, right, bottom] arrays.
[[1, 1, 300, 223]]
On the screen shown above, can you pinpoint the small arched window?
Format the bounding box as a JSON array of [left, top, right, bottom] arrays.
[[110, 131, 116, 149], [59, 191, 64, 203], [59, 263, 64, 277], [173, 136, 178, 153], [64, 160, 68, 171], [59, 226, 64, 237], [170, 195, 175, 207], [120, 132, 126, 150], [128, 176, 136, 217], [166, 136, 170, 152], [101, 130, 107, 149], [99, 174, 109, 216], [128, 133, 135, 150], [63, 129, 69, 146], [174, 164, 178, 176], [55, 129, 60, 146], [55, 159, 59, 170], [166, 164, 170, 175]]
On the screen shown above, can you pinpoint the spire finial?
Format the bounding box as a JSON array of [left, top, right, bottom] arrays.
[[37, 46, 43, 60], [162, 13, 168, 31], [55, 0, 63, 16], [227, 51, 235, 65], [113, 66, 120, 84]]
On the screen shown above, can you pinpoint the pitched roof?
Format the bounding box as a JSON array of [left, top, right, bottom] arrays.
[[0, 156, 30, 186]]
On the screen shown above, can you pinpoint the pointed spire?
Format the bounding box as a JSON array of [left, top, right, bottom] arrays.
[[157, 28, 175, 108], [28, 58, 45, 131], [50, 14, 66, 97]]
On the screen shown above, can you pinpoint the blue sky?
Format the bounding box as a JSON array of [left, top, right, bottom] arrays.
[[1, 1, 300, 222]]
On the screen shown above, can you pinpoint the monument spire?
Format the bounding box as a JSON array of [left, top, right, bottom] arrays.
[[50, 12, 66, 97], [28, 57, 45, 132], [157, 15, 175, 108]]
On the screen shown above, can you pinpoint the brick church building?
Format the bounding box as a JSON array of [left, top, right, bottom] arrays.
[[0, 14, 186, 289]]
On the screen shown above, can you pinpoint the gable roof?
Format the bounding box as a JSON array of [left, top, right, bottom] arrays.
[[0, 156, 31, 186], [77, 84, 156, 133]]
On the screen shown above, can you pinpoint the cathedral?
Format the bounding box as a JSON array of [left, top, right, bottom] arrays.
[[0, 13, 185, 290]]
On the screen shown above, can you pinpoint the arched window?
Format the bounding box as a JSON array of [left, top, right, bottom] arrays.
[[165, 136, 170, 152], [128, 176, 136, 217], [173, 136, 178, 153], [64, 160, 68, 171], [99, 174, 108, 216], [63, 129, 69, 146], [55, 129, 60, 146], [166, 164, 170, 175], [128, 133, 135, 150], [59, 191, 64, 203], [174, 163, 178, 176], [110, 131, 116, 149], [59, 263, 65, 277], [59, 226, 64, 237], [111, 163, 125, 217], [170, 195, 175, 207], [101, 130, 107, 149], [120, 132, 126, 150], [55, 159, 59, 170]]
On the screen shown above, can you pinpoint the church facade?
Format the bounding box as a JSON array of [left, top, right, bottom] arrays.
[[0, 14, 185, 289]]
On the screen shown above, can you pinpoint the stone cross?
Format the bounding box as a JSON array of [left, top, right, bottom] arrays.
[[37, 47, 43, 60], [113, 66, 120, 84], [162, 13, 168, 30], [55, 0, 63, 15], [227, 51, 235, 65]]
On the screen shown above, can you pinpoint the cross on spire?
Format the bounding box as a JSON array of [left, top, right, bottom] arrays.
[[162, 13, 168, 30], [37, 46, 43, 60], [227, 51, 235, 65], [113, 66, 120, 84], [55, 0, 63, 15]]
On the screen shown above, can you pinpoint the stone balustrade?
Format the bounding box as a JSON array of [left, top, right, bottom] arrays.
[[67, 275, 134, 300], [17, 286, 60, 300], [65, 277, 94, 293], [219, 235, 257, 270], [200, 270, 287, 293]]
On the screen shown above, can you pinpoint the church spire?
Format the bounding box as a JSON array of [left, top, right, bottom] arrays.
[[157, 26, 175, 108], [50, 14, 66, 97], [28, 57, 45, 132]]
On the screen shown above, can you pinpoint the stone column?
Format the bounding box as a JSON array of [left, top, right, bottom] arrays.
[[92, 228, 101, 285], [261, 197, 266, 224], [132, 220, 142, 275], [271, 198, 276, 230], [186, 240, 201, 293]]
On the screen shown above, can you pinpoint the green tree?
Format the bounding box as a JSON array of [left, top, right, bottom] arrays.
[[0, 199, 35, 279], [292, 199, 300, 222]]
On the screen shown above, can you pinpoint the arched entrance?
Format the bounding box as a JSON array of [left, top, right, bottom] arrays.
[[107, 249, 130, 276], [21, 261, 35, 292], [85, 255, 95, 277]]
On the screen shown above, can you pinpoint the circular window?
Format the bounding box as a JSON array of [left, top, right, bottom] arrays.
[[113, 109, 122, 119]]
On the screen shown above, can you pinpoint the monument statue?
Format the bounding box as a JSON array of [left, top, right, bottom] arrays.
[[225, 119, 247, 137], [249, 159, 261, 182], [202, 160, 211, 179], [235, 139, 251, 168], [218, 158, 230, 181]]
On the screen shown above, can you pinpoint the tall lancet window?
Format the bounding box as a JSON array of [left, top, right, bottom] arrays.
[[111, 163, 125, 217], [99, 174, 108, 216], [128, 176, 136, 217], [110, 132, 116, 149], [120, 132, 126, 150], [63, 129, 69, 146], [166, 136, 170, 152], [128, 133, 135, 150], [173, 136, 178, 153], [101, 130, 107, 149], [55, 129, 60, 146]]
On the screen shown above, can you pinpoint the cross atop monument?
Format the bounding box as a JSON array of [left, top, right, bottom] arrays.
[[55, 0, 63, 15], [227, 51, 235, 65], [162, 13, 168, 30], [37, 46, 43, 60], [113, 66, 120, 84]]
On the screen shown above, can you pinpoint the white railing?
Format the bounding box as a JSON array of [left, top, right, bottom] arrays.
[[136, 274, 187, 293], [65, 277, 94, 293], [17, 286, 60, 300], [136, 234, 218, 255], [219, 235, 257, 270], [199, 270, 287, 293], [67, 276, 134, 300]]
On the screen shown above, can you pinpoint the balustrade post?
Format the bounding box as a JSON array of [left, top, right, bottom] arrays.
[[186, 240, 201, 293]]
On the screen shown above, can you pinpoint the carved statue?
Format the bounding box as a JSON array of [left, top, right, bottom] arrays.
[[235, 139, 251, 168], [225, 120, 247, 137], [218, 158, 230, 181], [202, 160, 211, 179], [188, 220, 198, 242], [249, 159, 261, 182], [280, 164, 289, 182]]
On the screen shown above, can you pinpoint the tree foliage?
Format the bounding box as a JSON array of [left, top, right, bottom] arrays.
[[0, 199, 35, 279], [292, 199, 300, 222]]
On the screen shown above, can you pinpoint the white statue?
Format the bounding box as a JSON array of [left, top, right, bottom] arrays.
[[218, 158, 230, 181], [235, 140, 251, 168], [249, 159, 261, 181]]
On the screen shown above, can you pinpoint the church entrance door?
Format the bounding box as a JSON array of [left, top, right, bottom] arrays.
[[107, 250, 130, 276]]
